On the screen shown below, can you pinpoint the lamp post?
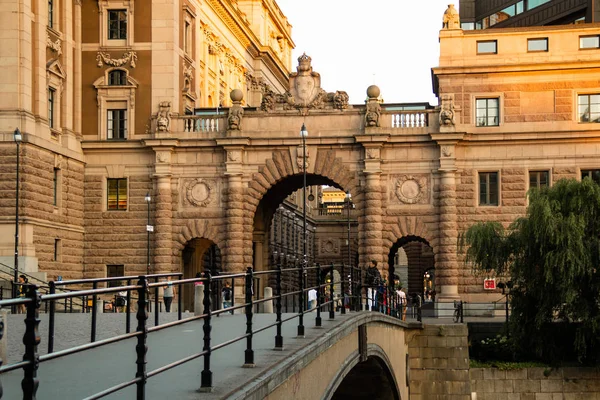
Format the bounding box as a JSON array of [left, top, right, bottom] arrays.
[[13, 128, 22, 311], [299, 123, 308, 336], [145, 192, 152, 275]]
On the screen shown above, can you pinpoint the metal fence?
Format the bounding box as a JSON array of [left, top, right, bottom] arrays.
[[0, 264, 418, 399]]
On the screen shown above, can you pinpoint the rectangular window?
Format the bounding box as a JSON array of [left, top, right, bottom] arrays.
[[107, 178, 127, 210], [528, 38, 548, 52], [107, 265, 125, 288], [108, 10, 127, 40], [461, 22, 475, 30], [184, 20, 192, 54], [529, 171, 549, 190], [107, 109, 127, 139], [527, 0, 551, 10], [479, 172, 499, 206], [53, 168, 59, 206], [476, 98, 500, 126], [578, 94, 600, 123], [48, 0, 54, 28], [54, 239, 60, 261], [580, 35, 600, 49], [477, 40, 497, 54], [48, 88, 55, 129], [582, 169, 600, 185]]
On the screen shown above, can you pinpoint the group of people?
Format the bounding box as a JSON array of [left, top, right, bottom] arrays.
[[365, 260, 408, 321]]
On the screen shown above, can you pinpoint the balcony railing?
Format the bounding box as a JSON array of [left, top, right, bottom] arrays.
[[180, 115, 225, 133], [390, 111, 429, 128]]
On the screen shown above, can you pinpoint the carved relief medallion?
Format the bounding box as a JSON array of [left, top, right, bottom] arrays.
[[320, 238, 340, 256], [227, 151, 241, 162], [366, 148, 380, 159], [394, 175, 428, 204], [184, 179, 216, 207]]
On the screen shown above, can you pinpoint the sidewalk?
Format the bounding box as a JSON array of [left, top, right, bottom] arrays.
[[2, 311, 354, 400]]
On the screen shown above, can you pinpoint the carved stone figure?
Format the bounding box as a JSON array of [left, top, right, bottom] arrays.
[[439, 94, 455, 126], [228, 89, 244, 130], [290, 53, 321, 108], [157, 101, 172, 132], [333, 91, 350, 110], [442, 4, 460, 29], [365, 85, 381, 127]]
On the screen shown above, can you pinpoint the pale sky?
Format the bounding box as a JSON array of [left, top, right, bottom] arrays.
[[276, 0, 458, 106]]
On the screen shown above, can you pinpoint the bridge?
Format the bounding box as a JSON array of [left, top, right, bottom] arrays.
[[0, 267, 471, 399]]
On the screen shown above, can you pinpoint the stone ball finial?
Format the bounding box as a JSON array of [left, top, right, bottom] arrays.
[[230, 89, 243, 103], [367, 85, 380, 99]]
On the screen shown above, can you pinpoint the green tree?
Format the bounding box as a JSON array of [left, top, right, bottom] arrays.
[[459, 178, 600, 364]]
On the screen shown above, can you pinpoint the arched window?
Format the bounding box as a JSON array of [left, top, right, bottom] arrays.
[[108, 70, 127, 85]]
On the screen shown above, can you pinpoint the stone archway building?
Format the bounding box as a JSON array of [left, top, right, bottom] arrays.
[[3, 4, 600, 304]]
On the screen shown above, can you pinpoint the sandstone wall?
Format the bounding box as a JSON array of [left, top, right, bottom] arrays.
[[409, 324, 471, 399], [470, 367, 600, 399]]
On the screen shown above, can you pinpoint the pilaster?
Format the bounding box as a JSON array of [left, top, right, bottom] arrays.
[[360, 143, 384, 270], [223, 146, 246, 273]]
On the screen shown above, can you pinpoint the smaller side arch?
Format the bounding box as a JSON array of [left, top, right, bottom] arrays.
[[174, 219, 223, 252]]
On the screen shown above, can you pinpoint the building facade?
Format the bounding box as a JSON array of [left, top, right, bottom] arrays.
[[459, 0, 600, 29], [3, 3, 600, 305]]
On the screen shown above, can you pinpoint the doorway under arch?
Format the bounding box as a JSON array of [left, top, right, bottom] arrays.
[[388, 236, 435, 301], [181, 238, 221, 312]]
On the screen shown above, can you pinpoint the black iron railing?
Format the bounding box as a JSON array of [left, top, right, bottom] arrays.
[[0, 264, 418, 399]]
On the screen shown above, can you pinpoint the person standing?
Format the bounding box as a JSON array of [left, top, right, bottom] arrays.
[[397, 287, 407, 321], [221, 281, 233, 314], [17, 274, 28, 313], [364, 260, 381, 310], [163, 277, 175, 313]]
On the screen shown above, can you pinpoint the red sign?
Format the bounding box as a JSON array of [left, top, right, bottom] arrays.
[[484, 279, 496, 290]]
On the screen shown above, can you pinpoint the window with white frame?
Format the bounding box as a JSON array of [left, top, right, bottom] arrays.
[[48, 88, 56, 129], [476, 98, 500, 126], [99, 2, 134, 47], [94, 69, 137, 140], [479, 172, 499, 206], [578, 94, 600, 123], [529, 170, 549, 190], [107, 108, 127, 140], [108, 10, 127, 40], [581, 169, 600, 185]]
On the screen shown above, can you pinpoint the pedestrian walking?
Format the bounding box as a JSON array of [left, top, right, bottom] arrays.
[[17, 274, 28, 313], [163, 276, 175, 313], [221, 281, 233, 314], [365, 260, 381, 310]]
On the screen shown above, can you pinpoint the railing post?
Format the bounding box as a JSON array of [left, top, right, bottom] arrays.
[[154, 277, 159, 326], [275, 263, 283, 349], [315, 263, 322, 327], [244, 267, 255, 367], [329, 265, 335, 320], [135, 276, 149, 400], [48, 281, 56, 354], [462, 300, 466, 324], [417, 297, 422, 322], [126, 278, 132, 334], [297, 264, 305, 337], [0, 304, 3, 397], [200, 271, 213, 390], [91, 281, 98, 343], [177, 281, 183, 321], [340, 263, 346, 315], [22, 284, 41, 400]]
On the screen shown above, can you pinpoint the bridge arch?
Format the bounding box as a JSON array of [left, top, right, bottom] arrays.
[[325, 346, 401, 400]]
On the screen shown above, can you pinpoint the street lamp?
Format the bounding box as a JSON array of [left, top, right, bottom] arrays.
[[145, 192, 152, 275], [13, 128, 22, 310], [299, 123, 308, 336]]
